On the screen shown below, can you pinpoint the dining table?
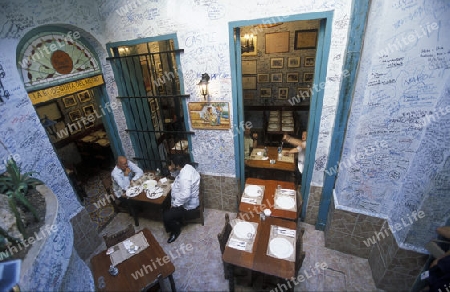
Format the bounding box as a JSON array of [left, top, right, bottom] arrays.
[[222, 213, 300, 292], [90, 228, 176, 291], [125, 172, 173, 226], [245, 146, 295, 172], [239, 177, 299, 221]]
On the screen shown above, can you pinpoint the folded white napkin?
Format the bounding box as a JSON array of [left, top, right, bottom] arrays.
[[228, 238, 247, 250]]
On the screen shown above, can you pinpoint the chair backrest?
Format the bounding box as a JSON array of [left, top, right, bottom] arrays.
[[103, 224, 135, 248], [217, 213, 232, 254]]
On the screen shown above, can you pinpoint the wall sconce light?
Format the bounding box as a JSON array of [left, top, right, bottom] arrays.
[[198, 73, 210, 100], [241, 33, 255, 54]]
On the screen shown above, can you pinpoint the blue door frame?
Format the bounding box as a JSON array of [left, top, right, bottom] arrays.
[[229, 11, 334, 222]]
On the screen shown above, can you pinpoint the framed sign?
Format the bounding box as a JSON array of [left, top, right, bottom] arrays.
[[278, 88, 288, 99], [287, 57, 301, 68], [304, 73, 314, 83], [69, 109, 82, 122], [265, 31, 290, 53], [270, 57, 284, 69], [294, 29, 318, 50], [243, 91, 255, 99], [270, 73, 282, 83], [304, 56, 315, 67], [260, 88, 272, 98], [188, 102, 230, 130], [62, 95, 77, 108], [287, 73, 299, 83], [257, 74, 269, 83], [242, 76, 257, 90], [242, 60, 257, 75], [77, 90, 92, 103]]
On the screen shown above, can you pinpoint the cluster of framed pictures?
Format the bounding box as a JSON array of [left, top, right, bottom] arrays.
[[270, 56, 315, 69], [256, 72, 314, 83], [244, 87, 311, 100]]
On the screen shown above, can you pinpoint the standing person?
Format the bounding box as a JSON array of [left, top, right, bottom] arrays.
[[244, 125, 258, 159], [283, 131, 307, 185], [111, 156, 144, 198], [163, 155, 200, 243]]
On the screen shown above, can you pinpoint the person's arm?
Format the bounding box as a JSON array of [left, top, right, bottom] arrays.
[[128, 161, 144, 180], [252, 132, 258, 149]]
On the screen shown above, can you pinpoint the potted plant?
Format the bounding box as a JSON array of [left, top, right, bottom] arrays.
[[0, 158, 44, 260]]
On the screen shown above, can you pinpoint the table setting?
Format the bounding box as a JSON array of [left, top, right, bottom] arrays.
[[249, 148, 269, 160], [267, 225, 296, 261], [126, 172, 172, 200], [277, 150, 295, 163], [240, 184, 265, 205], [273, 188, 297, 211], [108, 231, 150, 266], [227, 219, 258, 252]]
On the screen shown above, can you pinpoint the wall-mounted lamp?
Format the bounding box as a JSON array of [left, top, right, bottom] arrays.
[[241, 33, 255, 54], [198, 73, 210, 100]]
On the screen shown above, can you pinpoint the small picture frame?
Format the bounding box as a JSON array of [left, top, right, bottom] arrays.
[[297, 88, 311, 99], [270, 73, 282, 83], [69, 109, 82, 122], [287, 57, 301, 68], [304, 57, 315, 67], [77, 90, 91, 103], [278, 88, 288, 99], [270, 57, 284, 69], [260, 88, 272, 98], [304, 73, 314, 83], [294, 29, 318, 50], [243, 91, 255, 99], [83, 105, 96, 128], [62, 95, 77, 108], [242, 60, 257, 75], [286, 73, 299, 83], [257, 74, 269, 83], [242, 76, 257, 90]]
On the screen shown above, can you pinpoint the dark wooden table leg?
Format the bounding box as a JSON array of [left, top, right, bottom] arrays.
[[127, 200, 139, 226], [168, 274, 176, 292], [228, 264, 235, 292]]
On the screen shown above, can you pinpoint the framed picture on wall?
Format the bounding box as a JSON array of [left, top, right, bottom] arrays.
[[294, 29, 318, 50], [260, 88, 272, 98], [243, 91, 255, 99], [241, 35, 257, 56], [242, 60, 257, 74], [242, 76, 257, 90], [270, 73, 282, 83], [304, 56, 315, 67], [270, 57, 284, 69], [62, 95, 77, 108], [304, 73, 314, 83], [265, 31, 290, 53], [278, 88, 288, 99], [82, 105, 95, 128], [286, 73, 299, 83], [69, 109, 82, 122], [188, 102, 230, 130], [77, 90, 91, 103], [287, 57, 301, 68], [257, 74, 269, 83]]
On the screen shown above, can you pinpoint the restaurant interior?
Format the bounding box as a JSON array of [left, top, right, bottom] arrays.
[[0, 0, 449, 291]]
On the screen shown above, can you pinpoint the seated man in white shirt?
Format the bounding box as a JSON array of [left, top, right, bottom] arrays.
[[111, 156, 144, 199], [283, 131, 307, 185], [163, 155, 200, 243]]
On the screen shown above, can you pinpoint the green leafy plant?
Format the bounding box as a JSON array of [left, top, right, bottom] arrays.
[[0, 158, 44, 236]]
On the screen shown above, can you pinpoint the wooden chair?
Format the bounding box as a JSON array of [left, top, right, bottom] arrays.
[[102, 176, 131, 214], [103, 224, 135, 248], [217, 213, 232, 279], [182, 178, 205, 226]]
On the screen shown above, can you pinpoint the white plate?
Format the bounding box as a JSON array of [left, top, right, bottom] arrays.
[[244, 185, 262, 197], [282, 126, 294, 131], [126, 186, 143, 197], [142, 179, 158, 190], [269, 117, 279, 122], [233, 222, 255, 239], [276, 196, 295, 210], [145, 188, 163, 199], [268, 124, 278, 129], [269, 237, 294, 259]]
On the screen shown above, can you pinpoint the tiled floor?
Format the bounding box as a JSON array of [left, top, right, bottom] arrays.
[[85, 208, 383, 291]]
